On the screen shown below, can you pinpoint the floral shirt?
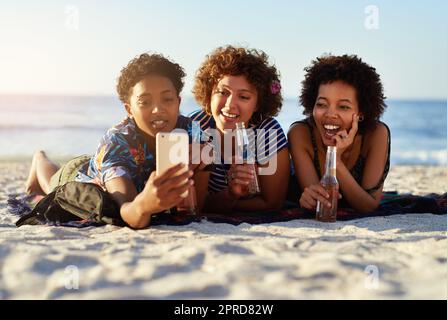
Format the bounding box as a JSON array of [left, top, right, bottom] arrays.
[[76, 115, 193, 193]]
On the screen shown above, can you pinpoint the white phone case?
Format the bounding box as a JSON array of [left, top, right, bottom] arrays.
[[156, 131, 189, 197]]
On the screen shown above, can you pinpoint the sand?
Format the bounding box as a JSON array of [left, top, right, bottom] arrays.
[[0, 163, 446, 299]]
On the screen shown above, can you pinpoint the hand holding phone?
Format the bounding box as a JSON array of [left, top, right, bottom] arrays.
[[140, 164, 193, 215], [156, 131, 189, 198]]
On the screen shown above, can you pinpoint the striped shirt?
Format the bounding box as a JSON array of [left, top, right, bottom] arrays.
[[189, 109, 288, 194]]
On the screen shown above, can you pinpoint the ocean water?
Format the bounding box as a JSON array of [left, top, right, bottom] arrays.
[[0, 95, 446, 166]]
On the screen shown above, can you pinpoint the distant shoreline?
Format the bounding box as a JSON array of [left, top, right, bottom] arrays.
[[1, 93, 447, 103], [1, 98, 445, 166]]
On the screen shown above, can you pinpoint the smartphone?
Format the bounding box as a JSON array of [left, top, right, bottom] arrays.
[[156, 131, 189, 198]]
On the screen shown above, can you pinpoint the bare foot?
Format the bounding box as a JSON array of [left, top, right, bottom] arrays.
[[25, 151, 46, 196]]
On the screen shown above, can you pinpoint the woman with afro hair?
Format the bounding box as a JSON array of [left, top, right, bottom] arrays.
[[190, 45, 290, 213], [288, 54, 390, 213]]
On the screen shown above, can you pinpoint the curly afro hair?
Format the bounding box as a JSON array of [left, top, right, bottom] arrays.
[[117, 53, 186, 104], [300, 54, 386, 133], [193, 45, 283, 126]]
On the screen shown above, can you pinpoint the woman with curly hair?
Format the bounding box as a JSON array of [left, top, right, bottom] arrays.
[[25, 53, 209, 228], [190, 45, 290, 213], [288, 54, 390, 213]]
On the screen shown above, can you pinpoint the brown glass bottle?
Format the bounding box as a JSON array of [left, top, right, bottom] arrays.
[[316, 146, 339, 222], [176, 120, 200, 215], [176, 185, 198, 215]]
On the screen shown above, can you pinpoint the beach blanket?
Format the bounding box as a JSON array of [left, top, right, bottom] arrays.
[[7, 192, 447, 228]]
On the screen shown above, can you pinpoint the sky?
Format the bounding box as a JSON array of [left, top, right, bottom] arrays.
[[0, 0, 446, 99]]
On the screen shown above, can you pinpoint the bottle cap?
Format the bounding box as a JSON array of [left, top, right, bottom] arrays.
[[235, 122, 246, 129]]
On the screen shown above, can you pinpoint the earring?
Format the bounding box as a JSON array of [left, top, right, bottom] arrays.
[[358, 115, 364, 122]]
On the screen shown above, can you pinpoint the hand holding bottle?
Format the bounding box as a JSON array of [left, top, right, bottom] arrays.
[[227, 163, 256, 199], [316, 146, 339, 222], [231, 122, 261, 198], [299, 183, 334, 210]]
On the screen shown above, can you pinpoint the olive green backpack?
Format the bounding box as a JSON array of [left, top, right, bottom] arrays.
[[16, 181, 125, 227]]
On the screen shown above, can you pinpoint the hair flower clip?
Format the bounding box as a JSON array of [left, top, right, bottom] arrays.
[[270, 80, 281, 95]]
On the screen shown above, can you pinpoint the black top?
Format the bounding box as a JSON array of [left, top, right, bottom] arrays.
[[291, 118, 391, 197]]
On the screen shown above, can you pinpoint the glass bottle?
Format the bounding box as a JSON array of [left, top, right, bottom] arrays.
[[176, 186, 197, 215], [235, 122, 260, 195], [176, 121, 200, 215], [316, 146, 339, 222]]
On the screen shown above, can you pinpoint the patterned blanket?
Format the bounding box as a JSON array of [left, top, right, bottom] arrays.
[[7, 192, 447, 228]]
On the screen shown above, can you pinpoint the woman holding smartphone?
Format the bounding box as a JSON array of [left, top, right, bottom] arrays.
[[190, 45, 290, 213], [25, 53, 209, 229]]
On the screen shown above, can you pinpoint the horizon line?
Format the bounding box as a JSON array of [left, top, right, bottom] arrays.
[[1, 92, 447, 102]]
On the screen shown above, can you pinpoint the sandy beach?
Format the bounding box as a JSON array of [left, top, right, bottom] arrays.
[[0, 162, 446, 300]]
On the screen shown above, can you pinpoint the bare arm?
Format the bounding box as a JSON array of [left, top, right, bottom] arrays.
[[288, 122, 340, 210], [105, 164, 193, 229], [105, 177, 151, 229], [289, 120, 389, 212], [336, 123, 389, 212], [193, 170, 210, 214], [288, 123, 321, 191], [234, 148, 290, 211], [203, 188, 238, 214]]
